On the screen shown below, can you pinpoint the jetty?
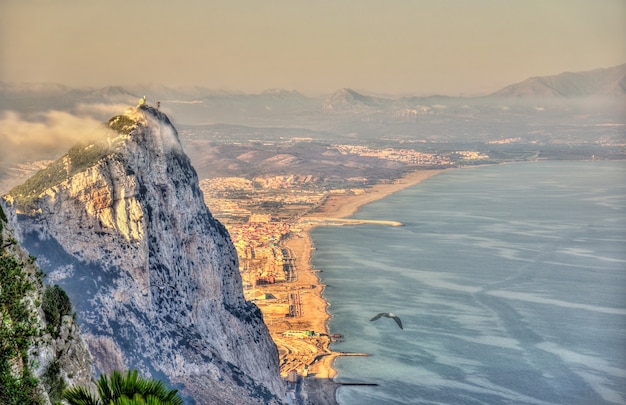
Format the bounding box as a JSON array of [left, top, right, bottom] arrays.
[[336, 352, 370, 357], [302, 217, 403, 227], [338, 382, 379, 386]]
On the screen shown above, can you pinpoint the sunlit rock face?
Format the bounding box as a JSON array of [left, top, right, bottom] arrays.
[[6, 105, 285, 404]]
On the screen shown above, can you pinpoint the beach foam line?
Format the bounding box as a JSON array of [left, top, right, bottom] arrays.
[[302, 217, 403, 227]]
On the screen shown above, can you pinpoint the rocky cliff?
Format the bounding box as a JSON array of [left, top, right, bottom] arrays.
[[0, 204, 94, 404], [4, 105, 285, 404]]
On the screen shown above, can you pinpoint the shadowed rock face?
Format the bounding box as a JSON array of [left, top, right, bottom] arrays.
[[0, 204, 95, 405], [6, 105, 285, 404]]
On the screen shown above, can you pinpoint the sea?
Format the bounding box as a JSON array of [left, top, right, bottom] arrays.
[[310, 161, 626, 405]]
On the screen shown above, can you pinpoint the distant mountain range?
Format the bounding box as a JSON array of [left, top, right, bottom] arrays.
[[0, 64, 624, 126], [490, 64, 626, 98], [2, 63, 624, 104], [1, 65, 625, 194], [322, 64, 626, 109], [323, 88, 390, 111]]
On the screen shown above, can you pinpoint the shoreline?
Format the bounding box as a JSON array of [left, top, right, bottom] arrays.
[[308, 169, 447, 220], [281, 168, 446, 402]]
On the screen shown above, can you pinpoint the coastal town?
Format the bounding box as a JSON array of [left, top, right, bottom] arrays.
[[0, 141, 517, 403], [0, 136, 534, 403], [196, 145, 480, 401]]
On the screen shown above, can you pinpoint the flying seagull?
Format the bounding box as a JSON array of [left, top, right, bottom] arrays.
[[370, 312, 403, 329]]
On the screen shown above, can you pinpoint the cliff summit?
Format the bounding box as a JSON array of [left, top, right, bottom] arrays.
[[4, 105, 285, 404]]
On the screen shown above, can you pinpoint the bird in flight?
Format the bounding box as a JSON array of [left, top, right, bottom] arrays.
[[370, 312, 403, 329]]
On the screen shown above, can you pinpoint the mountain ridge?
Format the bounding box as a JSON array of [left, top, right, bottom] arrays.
[[4, 105, 286, 404], [489, 64, 626, 98], [2, 63, 624, 106]]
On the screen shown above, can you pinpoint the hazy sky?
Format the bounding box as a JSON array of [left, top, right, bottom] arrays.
[[1, 0, 624, 96]]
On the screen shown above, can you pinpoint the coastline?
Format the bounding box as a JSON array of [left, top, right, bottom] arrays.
[[281, 168, 445, 402], [310, 169, 446, 220]]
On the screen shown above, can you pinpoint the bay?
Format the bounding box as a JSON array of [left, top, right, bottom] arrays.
[[311, 161, 626, 405]]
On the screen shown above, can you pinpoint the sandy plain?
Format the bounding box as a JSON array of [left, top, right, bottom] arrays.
[[274, 169, 445, 403]]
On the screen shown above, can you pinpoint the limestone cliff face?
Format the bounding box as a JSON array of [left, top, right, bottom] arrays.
[[0, 204, 94, 404], [6, 106, 285, 404]]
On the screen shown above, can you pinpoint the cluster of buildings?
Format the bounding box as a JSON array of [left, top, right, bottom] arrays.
[[198, 146, 476, 300], [453, 150, 490, 160], [253, 175, 316, 189], [392, 106, 433, 118], [198, 175, 327, 298], [333, 144, 454, 166], [199, 177, 255, 193], [199, 176, 326, 224], [487, 137, 524, 144], [227, 214, 291, 288], [198, 148, 490, 303]]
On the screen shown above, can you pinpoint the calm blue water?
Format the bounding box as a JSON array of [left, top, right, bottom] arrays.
[[311, 161, 626, 405]]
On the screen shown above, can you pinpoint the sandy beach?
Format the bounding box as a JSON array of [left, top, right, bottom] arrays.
[[279, 168, 445, 403], [312, 169, 446, 219]]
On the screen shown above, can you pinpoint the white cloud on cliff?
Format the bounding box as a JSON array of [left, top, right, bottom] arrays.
[[0, 110, 107, 165]]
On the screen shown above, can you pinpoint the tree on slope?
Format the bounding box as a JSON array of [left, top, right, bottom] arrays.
[[63, 369, 183, 405]]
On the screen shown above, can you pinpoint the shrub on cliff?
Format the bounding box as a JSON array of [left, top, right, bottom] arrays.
[[0, 240, 45, 404], [42, 285, 73, 338], [9, 140, 113, 213], [108, 115, 137, 135]]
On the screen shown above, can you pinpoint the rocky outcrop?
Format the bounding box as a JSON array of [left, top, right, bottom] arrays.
[[0, 203, 94, 405], [5, 105, 285, 404]]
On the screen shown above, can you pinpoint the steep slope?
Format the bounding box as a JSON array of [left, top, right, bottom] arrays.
[[0, 204, 94, 405], [4, 105, 285, 404]]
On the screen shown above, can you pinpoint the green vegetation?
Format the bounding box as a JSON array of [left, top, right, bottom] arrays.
[[67, 142, 114, 174], [63, 369, 184, 405], [42, 358, 67, 404], [0, 205, 6, 231], [42, 284, 73, 338], [0, 236, 45, 404], [0, 206, 5, 244], [1, 213, 78, 404], [9, 113, 139, 214], [108, 115, 138, 136], [9, 140, 114, 213]]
